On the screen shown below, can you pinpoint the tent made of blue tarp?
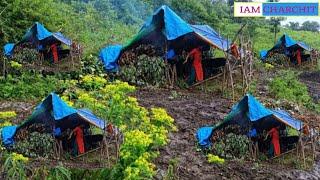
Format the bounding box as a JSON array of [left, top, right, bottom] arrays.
[[191, 25, 231, 52], [260, 34, 311, 60], [99, 5, 233, 72], [3, 22, 72, 57], [19, 93, 106, 132], [1, 126, 17, 146], [196, 94, 304, 147]]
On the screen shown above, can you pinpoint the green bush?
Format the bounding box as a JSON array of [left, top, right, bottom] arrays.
[[213, 133, 250, 159], [269, 70, 320, 113], [269, 70, 311, 104], [0, 73, 72, 100], [120, 55, 166, 86], [12, 132, 55, 158], [66, 81, 176, 179]]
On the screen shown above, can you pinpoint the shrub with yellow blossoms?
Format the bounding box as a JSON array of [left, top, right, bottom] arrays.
[[63, 79, 176, 179]]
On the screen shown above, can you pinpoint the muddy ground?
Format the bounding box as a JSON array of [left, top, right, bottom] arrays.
[[136, 88, 320, 180], [299, 71, 320, 103]]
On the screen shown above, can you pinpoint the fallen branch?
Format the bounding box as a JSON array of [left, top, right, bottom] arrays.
[[71, 147, 101, 159], [188, 72, 223, 88]]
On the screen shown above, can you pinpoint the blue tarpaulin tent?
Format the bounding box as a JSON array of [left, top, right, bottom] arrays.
[[3, 22, 72, 57], [1, 93, 107, 146], [99, 5, 233, 72], [18, 93, 106, 132], [260, 34, 311, 60], [196, 94, 303, 147]]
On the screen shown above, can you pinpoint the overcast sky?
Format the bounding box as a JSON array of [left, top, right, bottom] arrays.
[[253, 0, 320, 25]]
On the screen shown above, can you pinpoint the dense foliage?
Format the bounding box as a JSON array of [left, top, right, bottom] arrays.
[[269, 70, 320, 113], [61, 79, 176, 179], [213, 133, 250, 159], [13, 132, 56, 158], [120, 55, 166, 86], [0, 73, 72, 100]]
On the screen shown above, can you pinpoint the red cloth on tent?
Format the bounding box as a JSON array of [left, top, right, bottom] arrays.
[[189, 48, 203, 81], [296, 49, 301, 65], [231, 43, 239, 59], [51, 44, 58, 63], [268, 127, 280, 156], [73, 126, 85, 154]]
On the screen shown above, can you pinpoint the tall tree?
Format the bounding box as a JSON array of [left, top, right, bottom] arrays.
[[300, 21, 320, 32]]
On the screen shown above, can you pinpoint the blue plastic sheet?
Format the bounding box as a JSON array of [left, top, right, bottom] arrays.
[[77, 109, 107, 129], [141, 5, 193, 41], [272, 109, 303, 130], [53, 32, 72, 46], [99, 45, 122, 72], [3, 43, 15, 56], [196, 127, 214, 147], [1, 126, 17, 146], [35, 93, 77, 120], [191, 25, 231, 51]]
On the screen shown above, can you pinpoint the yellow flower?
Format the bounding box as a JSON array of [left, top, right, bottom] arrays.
[[0, 111, 17, 120], [207, 154, 224, 164], [12, 153, 29, 163]]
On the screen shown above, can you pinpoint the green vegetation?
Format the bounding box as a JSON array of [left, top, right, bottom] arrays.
[[207, 154, 225, 165], [213, 133, 250, 159], [269, 70, 320, 113], [13, 132, 56, 158], [0, 73, 72, 100], [120, 55, 166, 86], [63, 80, 176, 179]]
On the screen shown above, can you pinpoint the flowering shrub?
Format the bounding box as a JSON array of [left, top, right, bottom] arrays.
[[207, 154, 225, 165], [10, 61, 23, 69], [0, 111, 17, 120], [0, 111, 16, 128], [65, 80, 176, 179], [80, 74, 107, 90]]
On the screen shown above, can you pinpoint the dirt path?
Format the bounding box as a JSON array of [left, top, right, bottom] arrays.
[[136, 88, 320, 180]]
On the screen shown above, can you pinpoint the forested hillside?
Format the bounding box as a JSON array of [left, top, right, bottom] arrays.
[[2, 0, 319, 56]]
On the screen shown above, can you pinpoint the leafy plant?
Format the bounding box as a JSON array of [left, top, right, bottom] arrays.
[[120, 55, 166, 86], [47, 163, 72, 180], [12, 132, 55, 158], [207, 154, 225, 165], [0, 111, 17, 121], [0, 72, 72, 100], [3, 152, 29, 180], [213, 133, 250, 159], [66, 81, 176, 179], [269, 70, 320, 113]]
